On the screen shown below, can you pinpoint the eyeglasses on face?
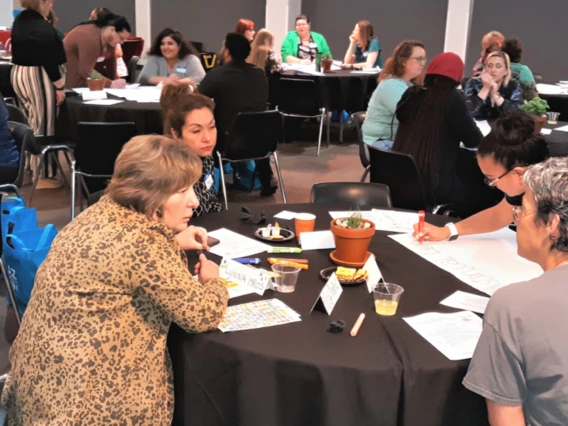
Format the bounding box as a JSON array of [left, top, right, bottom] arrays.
[[409, 57, 427, 64], [485, 168, 513, 187]]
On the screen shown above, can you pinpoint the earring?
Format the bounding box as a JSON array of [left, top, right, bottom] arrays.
[[550, 235, 557, 245], [156, 209, 163, 218]]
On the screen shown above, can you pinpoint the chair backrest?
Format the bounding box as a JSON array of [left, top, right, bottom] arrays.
[[6, 104, 28, 125], [277, 78, 322, 116], [351, 111, 369, 168], [222, 110, 281, 161], [311, 182, 392, 209], [128, 56, 140, 83], [122, 38, 144, 66], [7, 121, 32, 188], [533, 72, 543, 83], [368, 145, 429, 211], [200, 53, 218, 72], [190, 41, 203, 53]]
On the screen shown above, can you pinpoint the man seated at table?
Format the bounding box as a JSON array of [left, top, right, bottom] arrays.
[[463, 157, 568, 426], [198, 32, 277, 196]]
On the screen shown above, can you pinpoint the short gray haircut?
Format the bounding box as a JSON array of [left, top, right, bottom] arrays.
[[524, 157, 568, 252]]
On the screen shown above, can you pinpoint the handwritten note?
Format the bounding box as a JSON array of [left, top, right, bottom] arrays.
[[403, 311, 483, 360], [389, 229, 542, 295], [440, 291, 490, 314], [311, 273, 343, 315], [363, 254, 383, 293], [208, 228, 270, 259], [370, 209, 417, 233], [219, 258, 271, 297]]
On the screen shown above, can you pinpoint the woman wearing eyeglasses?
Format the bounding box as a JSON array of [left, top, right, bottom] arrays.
[[465, 51, 523, 120], [281, 14, 330, 64], [414, 110, 549, 241], [463, 157, 568, 426]]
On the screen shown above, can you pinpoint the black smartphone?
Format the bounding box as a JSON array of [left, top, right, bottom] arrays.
[[207, 236, 220, 248]]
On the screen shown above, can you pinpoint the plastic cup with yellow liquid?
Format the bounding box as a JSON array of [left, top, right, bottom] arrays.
[[373, 283, 404, 316]]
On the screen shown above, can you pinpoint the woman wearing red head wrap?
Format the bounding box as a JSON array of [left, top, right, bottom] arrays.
[[392, 52, 494, 218]]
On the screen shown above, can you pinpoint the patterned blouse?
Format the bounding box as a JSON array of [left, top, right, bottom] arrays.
[[265, 50, 282, 75], [192, 155, 223, 217], [2, 196, 228, 425], [297, 36, 318, 61], [464, 78, 523, 120]]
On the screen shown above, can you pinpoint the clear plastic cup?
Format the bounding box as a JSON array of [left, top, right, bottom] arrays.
[[373, 283, 404, 316], [547, 112, 560, 124], [271, 263, 301, 293]]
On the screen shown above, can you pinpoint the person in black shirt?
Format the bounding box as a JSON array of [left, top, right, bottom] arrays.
[[199, 32, 277, 196], [413, 110, 549, 241], [11, 0, 66, 137], [393, 52, 484, 217]]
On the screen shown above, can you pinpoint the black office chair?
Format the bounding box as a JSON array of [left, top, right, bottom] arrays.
[[127, 55, 140, 83], [71, 122, 137, 218], [310, 182, 391, 209], [351, 111, 370, 182], [368, 145, 449, 213], [217, 110, 286, 209], [8, 103, 75, 207], [5, 121, 33, 191], [276, 78, 327, 156], [200, 52, 218, 72]]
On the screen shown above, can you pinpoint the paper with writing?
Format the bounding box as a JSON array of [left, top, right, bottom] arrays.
[[218, 299, 301, 332], [273, 211, 297, 220], [440, 291, 490, 314], [370, 209, 417, 233], [363, 254, 383, 293], [311, 272, 343, 315], [219, 258, 270, 297], [329, 211, 375, 221], [389, 229, 542, 295], [208, 228, 270, 259], [403, 311, 483, 360], [300, 230, 335, 250]]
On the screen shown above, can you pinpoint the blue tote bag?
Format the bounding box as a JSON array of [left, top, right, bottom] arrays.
[[1, 196, 38, 251], [3, 224, 58, 314]]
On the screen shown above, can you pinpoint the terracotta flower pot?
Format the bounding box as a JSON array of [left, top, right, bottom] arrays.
[[330, 218, 376, 264], [532, 114, 547, 134], [321, 59, 333, 73], [87, 78, 105, 91]]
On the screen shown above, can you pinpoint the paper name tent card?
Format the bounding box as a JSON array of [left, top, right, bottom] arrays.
[[311, 272, 343, 315], [363, 254, 383, 293], [219, 258, 271, 298]]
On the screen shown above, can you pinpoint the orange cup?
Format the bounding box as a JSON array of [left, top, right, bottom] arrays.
[[294, 213, 316, 242]]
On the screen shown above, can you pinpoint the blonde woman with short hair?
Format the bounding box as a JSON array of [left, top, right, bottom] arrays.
[[465, 51, 524, 120], [247, 28, 281, 74], [1, 135, 229, 425]]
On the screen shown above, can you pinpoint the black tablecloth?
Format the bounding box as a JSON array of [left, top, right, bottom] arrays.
[[277, 70, 378, 111], [544, 121, 568, 157], [539, 91, 568, 125], [168, 203, 488, 426]]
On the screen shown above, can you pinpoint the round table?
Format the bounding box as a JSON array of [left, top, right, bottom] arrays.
[[544, 121, 568, 157], [168, 203, 488, 426], [538, 88, 568, 124], [276, 70, 378, 112]]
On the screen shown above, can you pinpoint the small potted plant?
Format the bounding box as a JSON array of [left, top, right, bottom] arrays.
[[321, 53, 333, 73], [521, 96, 549, 134], [87, 70, 105, 91], [330, 210, 375, 266]]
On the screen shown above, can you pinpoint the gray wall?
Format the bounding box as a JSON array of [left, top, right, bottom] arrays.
[[52, 0, 136, 34], [466, 0, 568, 82], [302, 0, 448, 64], [151, 0, 266, 53]]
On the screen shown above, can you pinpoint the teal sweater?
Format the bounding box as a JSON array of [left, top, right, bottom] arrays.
[[281, 31, 331, 61]]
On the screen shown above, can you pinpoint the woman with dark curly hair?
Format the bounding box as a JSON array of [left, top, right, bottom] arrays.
[[502, 37, 537, 99], [138, 27, 205, 86], [361, 40, 425, 148]]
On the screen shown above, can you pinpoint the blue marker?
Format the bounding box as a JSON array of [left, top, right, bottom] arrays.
[[233, 258, 262, 265]]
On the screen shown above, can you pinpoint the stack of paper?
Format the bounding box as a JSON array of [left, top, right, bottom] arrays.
[[208, 228, 270, 258], [536, 83, 567, 95], [218, 299, 301, 332], [403, 311, 483, 360]]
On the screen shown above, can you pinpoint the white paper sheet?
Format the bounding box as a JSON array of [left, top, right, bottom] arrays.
[[440, 291, 490, 314], [541, 128, 552, 135], [208, 228, 270, 259], [273, 211, 297, 220], [389, 229, 542, 296], [351, 68, 381, 74], [84, 99, 124, 105], [329, 211, 375, 221], [536, 83, 568, 95], [82, 91, 107, 101], [105, 86, 162, 102], [475, 120, 492, 136], [403, 311, 483, 360], [553, 124, 568, 132], [370, 209, 418, 233], [300, 230, 335, 250]]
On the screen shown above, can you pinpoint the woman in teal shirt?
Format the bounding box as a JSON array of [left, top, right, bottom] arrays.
[[362, 40, 426, 148], [281, 15, 330, 64], [342, 20, 383, 69], [502, 37, 537, 100]]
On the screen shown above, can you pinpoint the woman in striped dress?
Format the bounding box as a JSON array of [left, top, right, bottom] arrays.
[[10, 0, 66, 138]]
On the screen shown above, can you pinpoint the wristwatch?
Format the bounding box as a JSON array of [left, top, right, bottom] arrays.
[[446, 223, 459, 241]]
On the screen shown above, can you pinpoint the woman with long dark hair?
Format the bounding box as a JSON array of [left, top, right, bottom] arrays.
[[392, 52, 483, 216], [139, 27, 205, 86]]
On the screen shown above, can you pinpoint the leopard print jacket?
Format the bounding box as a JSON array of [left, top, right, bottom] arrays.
[[2, 196, 228, 425]]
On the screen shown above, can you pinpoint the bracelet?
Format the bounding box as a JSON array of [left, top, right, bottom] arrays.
[[55, 86, 65, 91]]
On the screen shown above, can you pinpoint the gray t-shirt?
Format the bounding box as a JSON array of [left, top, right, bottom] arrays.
[[463, 264, 568, 426], [138, 54, 206, 85]]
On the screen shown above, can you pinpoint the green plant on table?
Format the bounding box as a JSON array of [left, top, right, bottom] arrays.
[[89, 70, 103, 80], [321, 53, 332, 61], [521, 97, 549, 116]]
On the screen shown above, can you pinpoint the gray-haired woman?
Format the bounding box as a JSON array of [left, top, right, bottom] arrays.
[[463, 157, 568, 426]]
